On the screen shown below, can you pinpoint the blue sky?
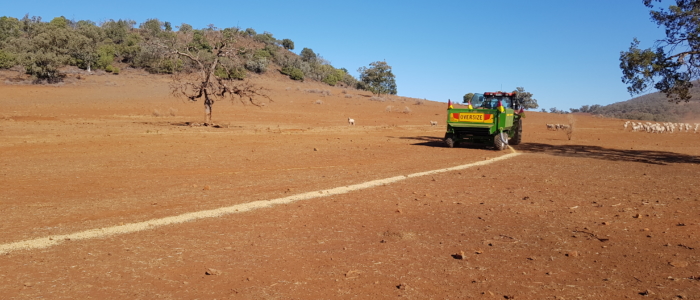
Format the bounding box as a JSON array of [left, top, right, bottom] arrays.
[[4, 0, 671, 111]]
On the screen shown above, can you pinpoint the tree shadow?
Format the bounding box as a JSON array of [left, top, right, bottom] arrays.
[[513, 143, 700, 165]]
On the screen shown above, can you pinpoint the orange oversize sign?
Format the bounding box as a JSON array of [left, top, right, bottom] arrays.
[[449, 113, 494, 123]]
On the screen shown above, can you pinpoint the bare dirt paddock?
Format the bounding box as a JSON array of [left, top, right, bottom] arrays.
[[1, 70, 699, 299]]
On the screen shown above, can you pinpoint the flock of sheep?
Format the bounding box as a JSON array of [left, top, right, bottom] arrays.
[[623, 121, 699, 134], [546, 124, 571, 130]]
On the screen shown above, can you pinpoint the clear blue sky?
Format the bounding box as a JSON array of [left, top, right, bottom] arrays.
[[4, 0, 670, 111]]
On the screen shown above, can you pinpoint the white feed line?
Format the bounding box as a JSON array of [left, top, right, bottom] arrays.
[[1, 151, 520, 255]]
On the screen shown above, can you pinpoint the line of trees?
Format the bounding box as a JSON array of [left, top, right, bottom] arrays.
[[0, 14, 397, 94]]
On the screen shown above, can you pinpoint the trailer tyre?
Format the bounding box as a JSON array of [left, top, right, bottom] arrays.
[[510, 119, 522, 145], [445, 137, 455, 148], [494, 132, 508, 151]]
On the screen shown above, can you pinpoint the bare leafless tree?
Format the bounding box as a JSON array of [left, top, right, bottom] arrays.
[[167, 28, 270, 124]]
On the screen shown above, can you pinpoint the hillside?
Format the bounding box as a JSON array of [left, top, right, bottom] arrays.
[[590, 86, 700, 122]]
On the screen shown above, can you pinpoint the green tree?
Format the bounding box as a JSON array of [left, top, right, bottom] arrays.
[[0, 16, 21, 43], [357, 61, 397, 96], [178, 23, 193, 33], [253, 32, 276, 45], [102, 19, 133, 44], [620, 0, 700, 102], [19, 18, 76, 82], [72, 20, 105, 72], [244, 28, 256, 37], [463, 93, 474, 103], [512, 87, 539, 109], [140, 18, 164, 40], [0, 49, 16, 69], [281, 38, 294, 50], [300, 47, 316, 63]]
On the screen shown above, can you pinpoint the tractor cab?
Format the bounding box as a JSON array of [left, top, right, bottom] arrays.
[[471, 92, 519, 110]]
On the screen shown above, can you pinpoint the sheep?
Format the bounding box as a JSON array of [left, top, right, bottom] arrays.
[[430, 120, 438, 126], [348, 118, 355, 126], [624, 121, 630, 130], [695, 123, 699, 133], [546, 124, 555, 130]]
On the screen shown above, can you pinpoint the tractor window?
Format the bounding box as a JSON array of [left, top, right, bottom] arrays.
[[470, 93, 485, 107], [483, 96, 512, 109]]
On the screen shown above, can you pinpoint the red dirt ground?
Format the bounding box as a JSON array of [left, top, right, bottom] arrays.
[[1, 68, 699, 299]]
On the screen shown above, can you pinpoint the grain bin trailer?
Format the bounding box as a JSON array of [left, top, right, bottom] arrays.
[[444, 92, 523, 150]]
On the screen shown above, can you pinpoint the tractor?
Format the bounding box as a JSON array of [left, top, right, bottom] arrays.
[[444, 92, 523, 150]]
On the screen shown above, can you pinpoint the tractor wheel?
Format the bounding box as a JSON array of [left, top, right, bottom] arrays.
[[494, 132, 508, 151], [445, 137, 455, 148], [510, 119, 522, 145]]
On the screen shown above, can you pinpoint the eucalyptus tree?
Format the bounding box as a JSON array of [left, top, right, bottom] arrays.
[[620, 0, 700, 102]]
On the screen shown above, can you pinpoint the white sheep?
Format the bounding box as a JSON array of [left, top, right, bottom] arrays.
[[348, 118, 355, 125], [546, 124, 555, 130], [430, 121, 438, 126]]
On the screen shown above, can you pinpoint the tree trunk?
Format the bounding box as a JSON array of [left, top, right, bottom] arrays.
[[204, 95, 213, 124]]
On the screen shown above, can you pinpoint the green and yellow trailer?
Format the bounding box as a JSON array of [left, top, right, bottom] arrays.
[[444, 92, 523, 150]]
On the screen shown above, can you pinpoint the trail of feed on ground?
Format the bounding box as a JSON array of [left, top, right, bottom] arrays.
[[0, 152, 520, 255]]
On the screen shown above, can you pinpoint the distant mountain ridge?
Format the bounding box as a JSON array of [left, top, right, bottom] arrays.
[[591, 86, 700, 122]]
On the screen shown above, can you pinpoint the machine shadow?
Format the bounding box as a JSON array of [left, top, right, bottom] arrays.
[[393, 136, 488, 150], [513, 143, 700, 165], [395, 138, 700, 165]]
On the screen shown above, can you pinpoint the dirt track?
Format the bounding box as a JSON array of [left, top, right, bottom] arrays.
[[1, 69, 699, 299]]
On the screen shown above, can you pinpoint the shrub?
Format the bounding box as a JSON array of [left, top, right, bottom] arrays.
[[95, 44, 116, 70], [322, 68, 345, 86], [0, 50, 16, 69], [245, 57, 268, 74], [215, 65, 246, 80], [253, 32, 277, 45], [253, 49, 272, 60], [228, 66, 246, 80], [281, 66, 304, 81], [105, 65, 120, 74], [24, 51, 65, 83]]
